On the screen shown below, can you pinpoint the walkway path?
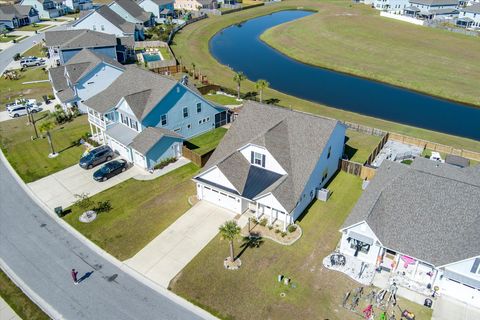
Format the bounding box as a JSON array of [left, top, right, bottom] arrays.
[[125, 201, 239, 288], [0, 296, 21, 320], [432, 295, 480, 320]]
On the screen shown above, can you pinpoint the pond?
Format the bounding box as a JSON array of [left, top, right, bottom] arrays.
[[209, 10, 480, 141]]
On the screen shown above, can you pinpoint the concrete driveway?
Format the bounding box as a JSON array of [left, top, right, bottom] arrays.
[[28, 161, 143, 211], [433, 295, 480, 320], [125, 201, 239, 288]]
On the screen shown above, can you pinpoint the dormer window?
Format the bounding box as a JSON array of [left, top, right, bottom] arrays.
[[251, 151, 265, 167]]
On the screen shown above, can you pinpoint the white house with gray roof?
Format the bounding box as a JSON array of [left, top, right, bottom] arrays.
[[404, 0, 459, 19], [20, 0, 64, 19], [108, 0, 155, 27], [193, 102, 346, 230], [339, 158, 480, 307], [0, 4, 39, 29], [49, 48, 125, 113], [457, 3, 480, 28]]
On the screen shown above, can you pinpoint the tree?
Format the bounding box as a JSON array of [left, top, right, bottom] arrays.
[[39, 120, 56, 157], [255, 79, 269, 103], [191, 62, 196, 77], [219, 220, 241, 263], [233, 72, 246, 100]]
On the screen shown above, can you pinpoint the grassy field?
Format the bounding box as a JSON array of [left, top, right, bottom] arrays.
[[204, 93, 242, 106], [171, 172, 433, 320], [185, 127, 228, 155], [22, 44, 47, 57], [345, 129, 382, 163], [63, 163, 199, 261], [159, 46, 172, 60], [0, 269, 49, 320], [0, 35, 18, 43], [260, 4, 480, 108], [170, 0, 480, 152], [0, 68, 52, 109], [16, 23, 45, 31], [0, 113, 90, 182]]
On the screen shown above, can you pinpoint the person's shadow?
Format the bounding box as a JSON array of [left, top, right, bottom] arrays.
[[78, 271, 94, 284]]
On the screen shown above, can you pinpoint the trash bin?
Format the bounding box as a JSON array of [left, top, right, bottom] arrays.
[[424, 298, 433, 308], [42, 95, 49, 104], [54, 206, 63, 217]]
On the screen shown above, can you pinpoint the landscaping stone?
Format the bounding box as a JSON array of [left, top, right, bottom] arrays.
[[241, 221, 302, 245], [223, 258, 241, 270], [79, 210, 97, 223]]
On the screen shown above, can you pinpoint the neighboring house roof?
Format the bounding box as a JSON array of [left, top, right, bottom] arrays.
[[130, 126, 182, 154], [45, 29, 117, 50], [445, 154, 469, 168], [148, 0, 175, 5], [49, 66, 75, 102], [0, 4, 34, 20], [75, 5, 137, 34], [462, 3, 480, 13], [112, 0, 152, 23], [201, 101, 340, 213], [409, 0, 458, 5], [405, 5, 421, 11], [342, 158, 480, 267], [84, 66, 177, 119], [428, 7, 458, 14]]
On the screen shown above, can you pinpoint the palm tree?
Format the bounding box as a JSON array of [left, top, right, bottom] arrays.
[[219, 220, 241, 263], [255, 79, 269, 103], [39, 121, 56, 157], [233, 72, 246, 100], [191, 62, 196, 77]]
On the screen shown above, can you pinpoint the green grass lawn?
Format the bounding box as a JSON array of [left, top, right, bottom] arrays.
[[23, 44, 47, 57], [159, 46, 173, 60], [0, 68, 52, 110], [0, 35, 19, 43], [0, 113, 90, 182], [204, 93, 242, 106], [185, 127, 228, 155], [171, 172, 433, 320], [63, 163, 199, 261], [16, 23, 45, 31], [0, 269, 49, 320], [170, 0, 480, 152], [345, 129, 382, 163]]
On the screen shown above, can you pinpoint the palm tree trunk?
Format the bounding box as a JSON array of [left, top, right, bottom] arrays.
[[47, 131, 55, 155], [229, 240, 235, 262]]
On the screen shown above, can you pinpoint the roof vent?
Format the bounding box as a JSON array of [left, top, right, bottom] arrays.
[[181, 75, 188, 86]]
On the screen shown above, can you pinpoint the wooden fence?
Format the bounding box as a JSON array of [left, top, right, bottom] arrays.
[[365, 133, 389, 165], [150, 64, 185, 75], [340, 160, 377, 180], [182, 146, 214, 167], [343, 121, 386, 137]]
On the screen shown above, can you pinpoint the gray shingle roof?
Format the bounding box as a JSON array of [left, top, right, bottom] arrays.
[[0, 4, 33, 20], [45, 29, 117, 50], [129, 126, 182, 154], [112, 0, 152, 23], [445, 155, 469, 168], [202, 101, 340, 212], [462, 3, 480, 14], [78, 5, 137, 34], [106, 122, 138, 146], [83, 66, 177, 119], [342, 158, 480, 267], [409, 0, 458, 6], [149, 0, 174, 6]]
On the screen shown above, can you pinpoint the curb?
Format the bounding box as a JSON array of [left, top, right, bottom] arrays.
[[0, 149, 217, 320]]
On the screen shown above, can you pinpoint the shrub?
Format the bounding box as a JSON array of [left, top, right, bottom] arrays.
[[154, 157, 176, 170], [209, 90, 216, 95], [281, 231, 287, 237], [13, 53, 21, 61], [274, 229, 280, 234], [267, 225, 273, 230], [401, 159, 413, 165], [94, 200, 112, 213], [259, 218, 267, 227], [74, 193, 92, 211], [287, 225, 297, 233]]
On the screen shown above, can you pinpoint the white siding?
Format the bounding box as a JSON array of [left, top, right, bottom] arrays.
[[339, 222, 382, 265], [198, 167, 237, 191], [239, 144, 287, 175], [73, 12, 126, 37]]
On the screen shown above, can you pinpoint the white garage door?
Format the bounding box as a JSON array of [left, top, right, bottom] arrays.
[[202, 186, 241, 213], [109, 138, 131, 161], [133, 150, 147, 169]]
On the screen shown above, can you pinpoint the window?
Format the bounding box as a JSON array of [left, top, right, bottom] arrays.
[[161, 114, 167, 126], [101, 25, 105, 31], [130, 120, 138, 131], [198, 120, 202, 125], [327, 146, 331, 159], [121, 113, 129, 125], [183, 107, 188, 118], [174, 128, 181, 133], [321, 169, 328, 183], [206, 117, 210, 121], [250, 151, 265, 167], [92, 25, 96, 31], [349, 239, 370, 255], [187, 124, 191, 129], [196, 102, 202, 113]]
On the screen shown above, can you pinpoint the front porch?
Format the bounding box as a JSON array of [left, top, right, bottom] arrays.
[[252, 202, 291, 231]]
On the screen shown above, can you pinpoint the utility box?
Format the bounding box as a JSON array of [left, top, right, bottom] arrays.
[[54, 206, 63, 217], [316, 188, 330, 202]]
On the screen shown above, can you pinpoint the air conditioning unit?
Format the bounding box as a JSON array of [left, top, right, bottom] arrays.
[[316, 188, 330, 202]]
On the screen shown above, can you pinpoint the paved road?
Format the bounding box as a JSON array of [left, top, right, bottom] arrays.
[[0, 158, 211, 320]]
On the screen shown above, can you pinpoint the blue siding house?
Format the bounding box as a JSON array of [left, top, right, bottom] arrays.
[[20, 0, 64, 19], [84, 66, 229, 170], [108, 0, 155, 27], [137, 0, 174, 23]]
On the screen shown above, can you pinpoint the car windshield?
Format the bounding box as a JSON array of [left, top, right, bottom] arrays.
[[83, 152, 95, 161], [100, 164, 112, 173]]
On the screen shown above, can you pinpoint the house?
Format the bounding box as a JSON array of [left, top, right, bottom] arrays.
[[49, 48, 125, 112], [457, 3, 480, 28], [45, 29, 117, 65], [174, 0, 217, 11], [63, 0, 93, 12], [20, 0, 65, 19], [0, 4, 39, 29], [108, 0, 155, 27], [404, 0, 459, 19], [193, 102, 346, 230], [83, 66, 229, 170], [72, 5, 145, 41], [137, 0, 174, 23], [339, 158, 480, 307], [374, 0, 410, 13]]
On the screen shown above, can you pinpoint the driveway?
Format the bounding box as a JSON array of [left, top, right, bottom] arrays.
[[125, 201, 239, 288], [433, 295, 480, 320], [28, 160, 144, 211]]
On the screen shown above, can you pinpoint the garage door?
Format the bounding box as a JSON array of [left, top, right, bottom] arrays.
[[133, 150, 147, 169], [109, 138, 131, 161], [202, 186, 240, 213]]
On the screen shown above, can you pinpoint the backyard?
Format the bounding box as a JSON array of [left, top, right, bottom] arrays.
[[170, 0, 480, 152], [0, 67, 52, 109], [204, 93, 242, 106], [0, 113, 89, 182], [63, 163, 199, 261], [185, 127, 228, 156], [171, 172, 433, 319], [345, 129, 382, 164]]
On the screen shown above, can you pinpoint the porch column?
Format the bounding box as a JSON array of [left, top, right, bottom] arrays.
[[412, 260, 420, 280], [255, 202, 260, 219], [269, 207, 273, 225], [89, 122, 94, 138], [283, 213, 287, 231], [95, 125, 99, 142], [102, 130, 106, 145], [393, 254, 401, 272]]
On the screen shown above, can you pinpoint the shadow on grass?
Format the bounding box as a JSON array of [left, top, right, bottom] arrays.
[[343, 136, 358, 161], [184, 141, 199, 151], [236, 234, 264, 260]]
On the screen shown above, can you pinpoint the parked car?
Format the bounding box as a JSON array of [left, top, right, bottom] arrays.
[[93, 159, 128, 182], [6, 99, 36, 112], [79, 145, 115, 169], [8, 105, 28, 118], [20, 57, 45, 68], [430, 151, 445, 163]]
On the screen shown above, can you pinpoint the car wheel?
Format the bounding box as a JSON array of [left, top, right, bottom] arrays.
[[13, 114, 19, 118], [87, 164, 93, 169], [31, 109, 37, 113], [106, 156, 112, 161], [22, 64, 27, 68], [102, 176, 108, 182], [121, 167, 126, 172], [36, 63, 40, 66]]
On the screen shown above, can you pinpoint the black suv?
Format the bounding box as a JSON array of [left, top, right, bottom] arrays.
[[79, 145, 115, 169]]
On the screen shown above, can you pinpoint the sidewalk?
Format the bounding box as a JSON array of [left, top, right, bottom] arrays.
[[0, 296, 21, 320]]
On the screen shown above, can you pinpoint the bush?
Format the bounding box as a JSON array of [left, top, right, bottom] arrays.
[[94, 200, 112, 213], [267, 225, 273, 230], [259, 218, 267, 227], [13, 53, 21, 61], [274, 229, 280, 234], [287, 225, 297, 233], [51, 110, 73, 125], [281, 231, 287, 237], [401, 159, 413, 165], [74, 193, 93, 211], [153, 157, 176, 170]]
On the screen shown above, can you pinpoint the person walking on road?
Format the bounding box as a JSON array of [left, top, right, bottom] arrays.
[[71, 269, 78, 285]]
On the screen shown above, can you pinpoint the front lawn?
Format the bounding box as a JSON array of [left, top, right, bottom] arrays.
[[0, 113, 90, 182], [63, 163, 199, 261], [344, 129, 382, 164], [0, 68, 52, 109], [0, 35, 18, 43], [185, 127, 228, 155], [16, 23, 45, 31], [204, 93, 242, 106], [22, 44, 47, 58], [171, 172, 433, 319]]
